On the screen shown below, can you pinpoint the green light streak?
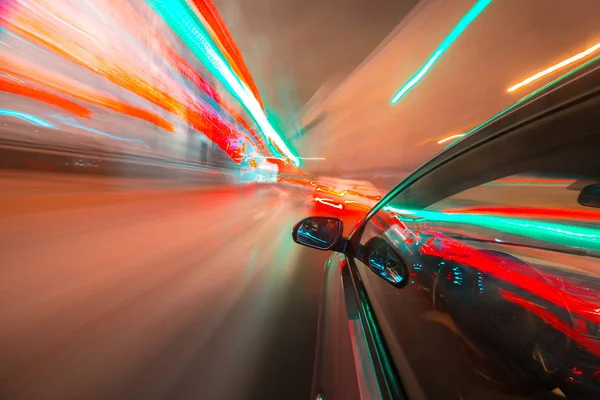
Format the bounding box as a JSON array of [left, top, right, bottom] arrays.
[[145, 0, 300, 166], [391, 0, 493, 104], [384, 206, 600, 252]]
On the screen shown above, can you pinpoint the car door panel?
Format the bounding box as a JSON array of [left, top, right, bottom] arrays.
[[312, 254, 362, 400], [303, 63, 600, 400], [345, 116, 600, 398]]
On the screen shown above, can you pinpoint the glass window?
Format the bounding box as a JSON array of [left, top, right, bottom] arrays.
[[352, 129, 600, 399]]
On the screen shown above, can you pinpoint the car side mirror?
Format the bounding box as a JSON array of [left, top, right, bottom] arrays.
[[292, 217, 345, 251], [363, 237, 409, 288], [579, 184, 600, 208]]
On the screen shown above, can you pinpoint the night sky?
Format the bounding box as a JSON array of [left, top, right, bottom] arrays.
[[215, 0, 418, 107]]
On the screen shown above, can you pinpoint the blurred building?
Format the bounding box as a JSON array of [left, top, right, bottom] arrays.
[[294, 0, 600, 176], [0, 0, 245, 169]]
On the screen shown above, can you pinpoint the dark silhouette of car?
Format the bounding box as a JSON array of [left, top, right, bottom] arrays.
[[292, 60, 600, 399]]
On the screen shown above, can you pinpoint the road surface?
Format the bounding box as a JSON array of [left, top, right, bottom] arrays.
[[0, 175, 333, 400]]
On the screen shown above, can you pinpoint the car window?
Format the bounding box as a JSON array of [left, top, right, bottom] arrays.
[[351, 119, 600, 399]]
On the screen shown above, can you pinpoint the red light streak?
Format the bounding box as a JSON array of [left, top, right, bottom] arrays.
[[419, 231, 600, 326], [0, 77, 91, 118], [98, 0, 268, 153], [444, 206, 600, 222], [0, 56, 175, 132], [188, 0, 265, 110], [501, 290, 600, 358], [0, 0, 273, 163]]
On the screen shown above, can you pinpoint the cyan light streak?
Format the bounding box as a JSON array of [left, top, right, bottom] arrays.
[[64, 122, 149, 146], [298, 229, 328, 245], [145, 0, 300, 166], [385, 206, 600, 253], [0, 108, 57, 128], [391, 0, 493, 104], [51, 114, 148, 146]]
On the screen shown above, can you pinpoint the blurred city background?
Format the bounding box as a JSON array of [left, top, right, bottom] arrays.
[[1, 0, 599, 399]]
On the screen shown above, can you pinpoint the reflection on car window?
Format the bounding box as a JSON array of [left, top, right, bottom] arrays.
[[354, 136, 600, 399]]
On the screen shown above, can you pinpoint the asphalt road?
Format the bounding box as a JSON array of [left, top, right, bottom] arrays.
[[0, 176, 332, 400]]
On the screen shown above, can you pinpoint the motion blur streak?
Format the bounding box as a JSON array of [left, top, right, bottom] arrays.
[[507, 42, 600, 93], [187, 0, 265, 110], [0, 76, 92, 118], [391, 0, 493, 104], [436, 133, 465, 144], [0, 0, 319, 395], [419, 232, 600, 325], [386, 206, 600, 252], [501, 290, 600, 358], [0, 108, 56, 128], [92, 0, 265, 150], [444, 206, 600, 222], [146, 0, 301, 166], [449, 53, 600, 149], [0, 179, 330, 399], [0, 56, 176, 132], [315, 197, 343, 210], [0, 0, 289, 165], [51, 115, 150, 147]]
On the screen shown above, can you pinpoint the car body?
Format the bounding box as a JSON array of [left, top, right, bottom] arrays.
[[311, 177, 382, 215], [292, 60, 600, 399]]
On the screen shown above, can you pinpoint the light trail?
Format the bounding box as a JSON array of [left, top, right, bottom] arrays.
[[507, 42, 600, 93], [391, 0, 493, 104], [146, 0, 301, 166], [436, 134, 466, 144], [0, 108, 57, 128]]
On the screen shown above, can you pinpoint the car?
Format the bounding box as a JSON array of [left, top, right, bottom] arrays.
[[291, 60, 600, 399], [310, 177, 382, 215]]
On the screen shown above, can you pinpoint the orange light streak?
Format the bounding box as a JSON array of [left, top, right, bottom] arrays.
[[0, 77, 91, 118], [0, 55, 175, 132], [0, 0, 269, 162], [99, 0, 269, 155], [507, 42, 600, 93]]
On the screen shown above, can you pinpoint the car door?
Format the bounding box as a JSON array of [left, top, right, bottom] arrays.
[[340, 75, 600, 399], [308, 66, 600, 400], [310, 252, 363, 400]]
